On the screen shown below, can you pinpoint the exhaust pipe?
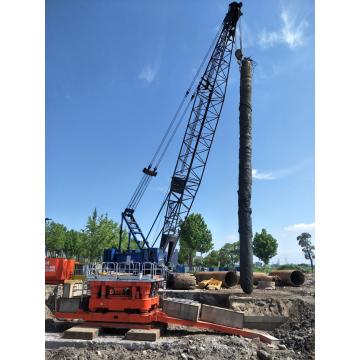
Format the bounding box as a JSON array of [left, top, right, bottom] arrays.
[[195, 271, 239, 288], [269, 270, 305, 287]]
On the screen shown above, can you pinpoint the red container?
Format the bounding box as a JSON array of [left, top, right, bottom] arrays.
[[45, 258, 75, 284], [66, 259, 75, 279]]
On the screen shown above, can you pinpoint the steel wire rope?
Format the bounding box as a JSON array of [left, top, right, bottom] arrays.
[[132, 175, 152, 210], [132, 85, 195, 209], [127, 174, 147, 208], [128, 97, 192, 210], [154, 96, 194, 169], [133, 92, 192, 210], [145, 189, 170, 241], [148, 24, 223, 168], [147, 25, 229, 244], [158, 25, 232, 242], [126, 23, 223, 210], [141, 93, 196, 240], [149, 191, 169, 247], [130, 174, 152, 210]]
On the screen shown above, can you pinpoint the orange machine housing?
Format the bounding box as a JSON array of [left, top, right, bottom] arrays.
[[45, 258, 75, 284], [87, 279, 160, 312], [54, 276, 277, 344]]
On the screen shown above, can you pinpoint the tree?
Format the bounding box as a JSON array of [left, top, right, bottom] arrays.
[[193, 256, 204, 267], [178, 242, 196, 266], [219, 242, 240, 268], [253, 229, 278, 265], [45, 221, 67, 254], [63, 229, 83, 259], [203, 250, 220, 268], [81, 208, 119, 261], [119, 231, 138, 252], [178, 213, 213, 267], [297, 232, 315, 272]]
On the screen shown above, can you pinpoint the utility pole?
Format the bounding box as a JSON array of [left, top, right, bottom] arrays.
[[237, 52, 253, 294]]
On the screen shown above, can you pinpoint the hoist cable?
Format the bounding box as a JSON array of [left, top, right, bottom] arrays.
[[144, 191, 169, 245], [126, 23, 223, 211], [148, 24, 223, 168], [155, 95, 194, 169], [150, 204, 166, 248], [127, 174, 147, 208], [130, 175, 151, 210]]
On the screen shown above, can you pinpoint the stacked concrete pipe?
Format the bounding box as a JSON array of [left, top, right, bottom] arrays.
[[252, 272, 275, 285], [269, 270, 305, 287], [195, 271, 239, 288]]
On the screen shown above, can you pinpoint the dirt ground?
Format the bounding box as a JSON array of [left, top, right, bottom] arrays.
[[45, 274, 315, 360]]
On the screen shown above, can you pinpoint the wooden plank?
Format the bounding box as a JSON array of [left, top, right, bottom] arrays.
[[124, 329, 160, 342], [63, 326, 99, 340]]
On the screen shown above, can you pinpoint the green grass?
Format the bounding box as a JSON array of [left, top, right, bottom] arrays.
[[253, 263, 313, 274]]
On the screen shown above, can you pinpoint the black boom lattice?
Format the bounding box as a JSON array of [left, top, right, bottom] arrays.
[[159, 3, 242, 264], [119, 3, 243, 265]]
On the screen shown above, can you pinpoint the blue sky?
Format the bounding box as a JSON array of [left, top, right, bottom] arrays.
[[46, 0, 314, 264]]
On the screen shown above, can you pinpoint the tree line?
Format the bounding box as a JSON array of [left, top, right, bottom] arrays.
[[45, 208, 137, 262], [177, 214, 315, 271], [177, 217, 280, 269], [46, 209, 315, 271]]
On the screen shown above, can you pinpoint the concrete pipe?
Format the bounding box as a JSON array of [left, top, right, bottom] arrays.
[[167, 273, 196, 290], [253, 273, 275, 285], [256, 280, 276, 290], [237, 272, 275, 285], [195, 271, 239, 288], [269, 270, 305, 287]]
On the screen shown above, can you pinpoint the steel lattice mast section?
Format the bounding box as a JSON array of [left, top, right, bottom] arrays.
[[159, 2, 243, 265]]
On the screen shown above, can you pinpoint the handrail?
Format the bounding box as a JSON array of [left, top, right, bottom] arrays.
[[83, 262, 168, 282]]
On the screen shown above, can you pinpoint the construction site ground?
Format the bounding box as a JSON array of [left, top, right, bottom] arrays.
[[45, 273, 315, 360]]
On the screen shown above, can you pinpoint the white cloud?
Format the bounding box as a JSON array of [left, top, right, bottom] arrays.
[[284, 222, 315, 232], [258, 8, 308, 50], [259, 30, 280, 48], [252, 158, 313, 181], [138, 65, 158, 84], [225, 233, 238, 242], [252, 169, 276, 180]]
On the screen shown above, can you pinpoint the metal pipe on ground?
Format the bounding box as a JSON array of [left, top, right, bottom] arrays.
[[195, 271, 239, 288], [269, 270, 305, 287], [236, 272, 275, 285], [167, 273, 196, 290], [252, 272, 275, 285]]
